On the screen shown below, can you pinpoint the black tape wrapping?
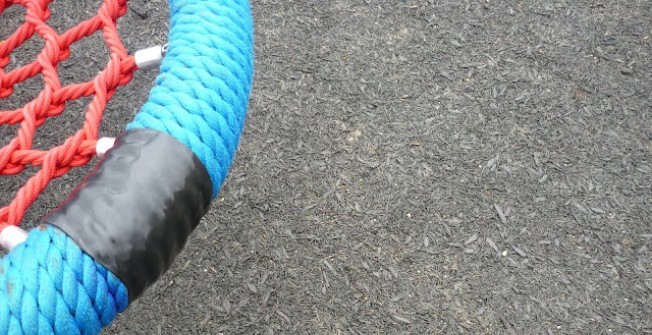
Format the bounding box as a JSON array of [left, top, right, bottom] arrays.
[[44, 129, 213, 302]]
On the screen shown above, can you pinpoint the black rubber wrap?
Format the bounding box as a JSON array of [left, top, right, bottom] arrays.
[[44, 129, 213, 301]]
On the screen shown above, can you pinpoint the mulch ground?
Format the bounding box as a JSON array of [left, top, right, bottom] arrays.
[[2, 1, 651, 334]]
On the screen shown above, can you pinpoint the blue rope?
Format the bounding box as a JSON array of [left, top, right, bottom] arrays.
[[127, 0, 255, 198], [0, 226, 128, 335], [0, 0, 253, 333]]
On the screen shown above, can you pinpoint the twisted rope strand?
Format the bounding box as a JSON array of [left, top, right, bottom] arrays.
[[0, 225, 128, 334], [128, 0, 254, 197]]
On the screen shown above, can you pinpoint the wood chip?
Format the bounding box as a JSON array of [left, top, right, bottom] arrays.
[[322, 259, 338, 276], [275, 309, 290, 323], [260, 271, 270, 285], [246, 282, 257, 294], [495, 204, 507, 224], [442, 223, 451, 236], [392, 315, 412, 324], [465, 233, 479, 245], [486, 238, 499, 253], [388, 266, 399, 278], [591, 207, 605, 214], [573, 203, 589, 214], [486, 157, 497, 169], [512, 245, 527, 257], [223, 299, 231, 313]]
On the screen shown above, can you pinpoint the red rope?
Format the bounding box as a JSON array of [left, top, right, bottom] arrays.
[[0, 0, 137, 231]]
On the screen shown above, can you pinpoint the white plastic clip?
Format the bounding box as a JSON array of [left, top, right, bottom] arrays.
[[96, 137, 116, 156], [0, 225, 28, 251], [134, 44, 166, 70]]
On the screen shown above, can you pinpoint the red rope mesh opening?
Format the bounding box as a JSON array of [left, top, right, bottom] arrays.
[[0, 0, 137, 231]]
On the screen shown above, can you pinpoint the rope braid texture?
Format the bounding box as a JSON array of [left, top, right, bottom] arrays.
[[0, 226, 129, 334], [128, 0, 254, 197], [0, 0, 254, 333]]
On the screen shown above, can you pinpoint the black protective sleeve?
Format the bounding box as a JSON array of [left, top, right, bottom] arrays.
[[44, 129, 213, 302]]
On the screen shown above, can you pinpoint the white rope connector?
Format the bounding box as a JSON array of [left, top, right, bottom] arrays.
[[0, 225, 28, 251], [134, 44, 167, 70], [96, 137, 116, 156]]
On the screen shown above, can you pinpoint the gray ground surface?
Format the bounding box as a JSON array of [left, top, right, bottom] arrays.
[[2, 1, 652, 334]]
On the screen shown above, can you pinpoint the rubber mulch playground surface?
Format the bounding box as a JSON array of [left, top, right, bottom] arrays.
[[1, 1, 651, 334]]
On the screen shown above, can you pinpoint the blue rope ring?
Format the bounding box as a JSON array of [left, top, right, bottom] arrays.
[[0, 0, 254, 333]]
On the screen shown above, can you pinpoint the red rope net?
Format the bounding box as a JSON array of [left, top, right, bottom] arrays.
[[0, 0, 136, 231]]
